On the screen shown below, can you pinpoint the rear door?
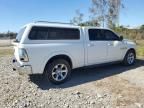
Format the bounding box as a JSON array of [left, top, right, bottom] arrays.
[[86, 29, 108, 65]]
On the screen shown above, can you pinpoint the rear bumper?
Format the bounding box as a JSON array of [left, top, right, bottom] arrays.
[[12, 58, 32, 74]]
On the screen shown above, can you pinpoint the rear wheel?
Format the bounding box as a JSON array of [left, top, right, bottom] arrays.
[[44, 59, 71, 84], [123, 50, 136, 66]]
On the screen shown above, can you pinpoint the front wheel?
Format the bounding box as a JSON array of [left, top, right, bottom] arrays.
[[123, 50, 136, 66], [44, 59, 71, 84]]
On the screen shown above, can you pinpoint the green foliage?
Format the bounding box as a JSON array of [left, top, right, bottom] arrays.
[[79, 20, 100, 27], [137, 46, 144, 57], [140, 25, 144, 30], [136, 40, 144, 57], [112, 26, 144, 40]]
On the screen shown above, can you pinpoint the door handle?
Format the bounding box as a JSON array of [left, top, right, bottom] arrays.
[[88, 43, 95, 47], [108, 43, 113, 46]]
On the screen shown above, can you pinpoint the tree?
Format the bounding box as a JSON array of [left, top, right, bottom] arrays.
[[71, 0, 124, 28], [89, 0, 108, 27], [81, 20, 100, 26], [70, 10, 84, 25], [107, 0, 122, 28], [90, 0, 124, 28], [0, 31, 17, 39], [71, 9, 100, 26]]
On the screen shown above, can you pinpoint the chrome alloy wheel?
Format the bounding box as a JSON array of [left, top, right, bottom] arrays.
[[51, 64, 68, 81]]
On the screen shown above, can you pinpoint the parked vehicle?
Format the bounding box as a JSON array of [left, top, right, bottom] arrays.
[[12, 21, 136, 84]]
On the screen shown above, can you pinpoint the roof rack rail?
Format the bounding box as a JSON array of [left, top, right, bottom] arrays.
[[35, 21, 75, 25]]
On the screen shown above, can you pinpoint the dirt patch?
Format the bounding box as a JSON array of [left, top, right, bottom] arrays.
[[94, 76, 144, 107]]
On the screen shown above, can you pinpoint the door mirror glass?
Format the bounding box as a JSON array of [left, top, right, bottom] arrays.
[[119, 36, 123, 41]]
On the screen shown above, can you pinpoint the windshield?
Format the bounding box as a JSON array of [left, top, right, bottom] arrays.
[[15, 27, 26, 42]]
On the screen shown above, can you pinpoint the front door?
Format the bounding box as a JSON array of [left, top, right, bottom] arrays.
[[102, 29, 125, 61]]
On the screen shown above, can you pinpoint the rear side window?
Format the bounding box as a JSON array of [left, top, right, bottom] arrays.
[[29, 27, 48, 40], [88, 29, 104, 41], [29, 27, 80, 40]]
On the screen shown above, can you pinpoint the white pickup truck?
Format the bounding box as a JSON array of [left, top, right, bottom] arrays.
[[13, 21, 136, 84]]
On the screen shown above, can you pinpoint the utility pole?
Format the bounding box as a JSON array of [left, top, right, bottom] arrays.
[[102, 0, 105, 28], [8, 30, 11, 46]]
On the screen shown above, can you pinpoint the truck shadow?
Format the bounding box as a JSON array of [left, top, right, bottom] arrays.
[[29, 59, 144, 90]]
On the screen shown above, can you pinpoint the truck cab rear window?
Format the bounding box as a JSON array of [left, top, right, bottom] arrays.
[[28, 27, 80, 40]]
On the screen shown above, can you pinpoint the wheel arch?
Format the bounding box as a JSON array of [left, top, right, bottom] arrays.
[[127, 48, 136, 55], [43, 54, 73, 74], [123, 48, 136, 60]]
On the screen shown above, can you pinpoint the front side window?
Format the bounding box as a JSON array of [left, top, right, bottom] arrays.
[[102, 30, 119, 41], [29, 27, 80, 40], [88, 29, 120, 41]]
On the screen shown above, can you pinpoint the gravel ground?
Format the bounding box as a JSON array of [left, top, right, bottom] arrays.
[[0, 56, 144, 108]]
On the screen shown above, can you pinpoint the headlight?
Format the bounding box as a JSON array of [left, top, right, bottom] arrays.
[[18, 48, 29, 62]]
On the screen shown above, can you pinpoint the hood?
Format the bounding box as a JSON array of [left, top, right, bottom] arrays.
[[123, 39, 136, 46]]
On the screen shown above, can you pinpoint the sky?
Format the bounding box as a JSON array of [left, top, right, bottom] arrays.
[[0, 0, 144, 32]]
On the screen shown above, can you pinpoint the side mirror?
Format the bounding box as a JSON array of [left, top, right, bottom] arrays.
[[119, 36, 123, 41]]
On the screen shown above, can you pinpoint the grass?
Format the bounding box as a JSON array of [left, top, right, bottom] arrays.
[[137, 46, 144, 57], [136, 40, 144, 57], [0, 47, 14, 57]]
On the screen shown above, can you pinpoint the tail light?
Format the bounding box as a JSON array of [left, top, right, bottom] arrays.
[[18, 48, 29, 62]]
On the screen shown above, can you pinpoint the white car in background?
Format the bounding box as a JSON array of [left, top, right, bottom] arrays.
[[13, 21, 136, 84]]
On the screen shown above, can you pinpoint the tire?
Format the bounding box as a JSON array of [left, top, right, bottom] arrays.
[[123, 50, 136, 66], [44, 59, 71, 85]]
